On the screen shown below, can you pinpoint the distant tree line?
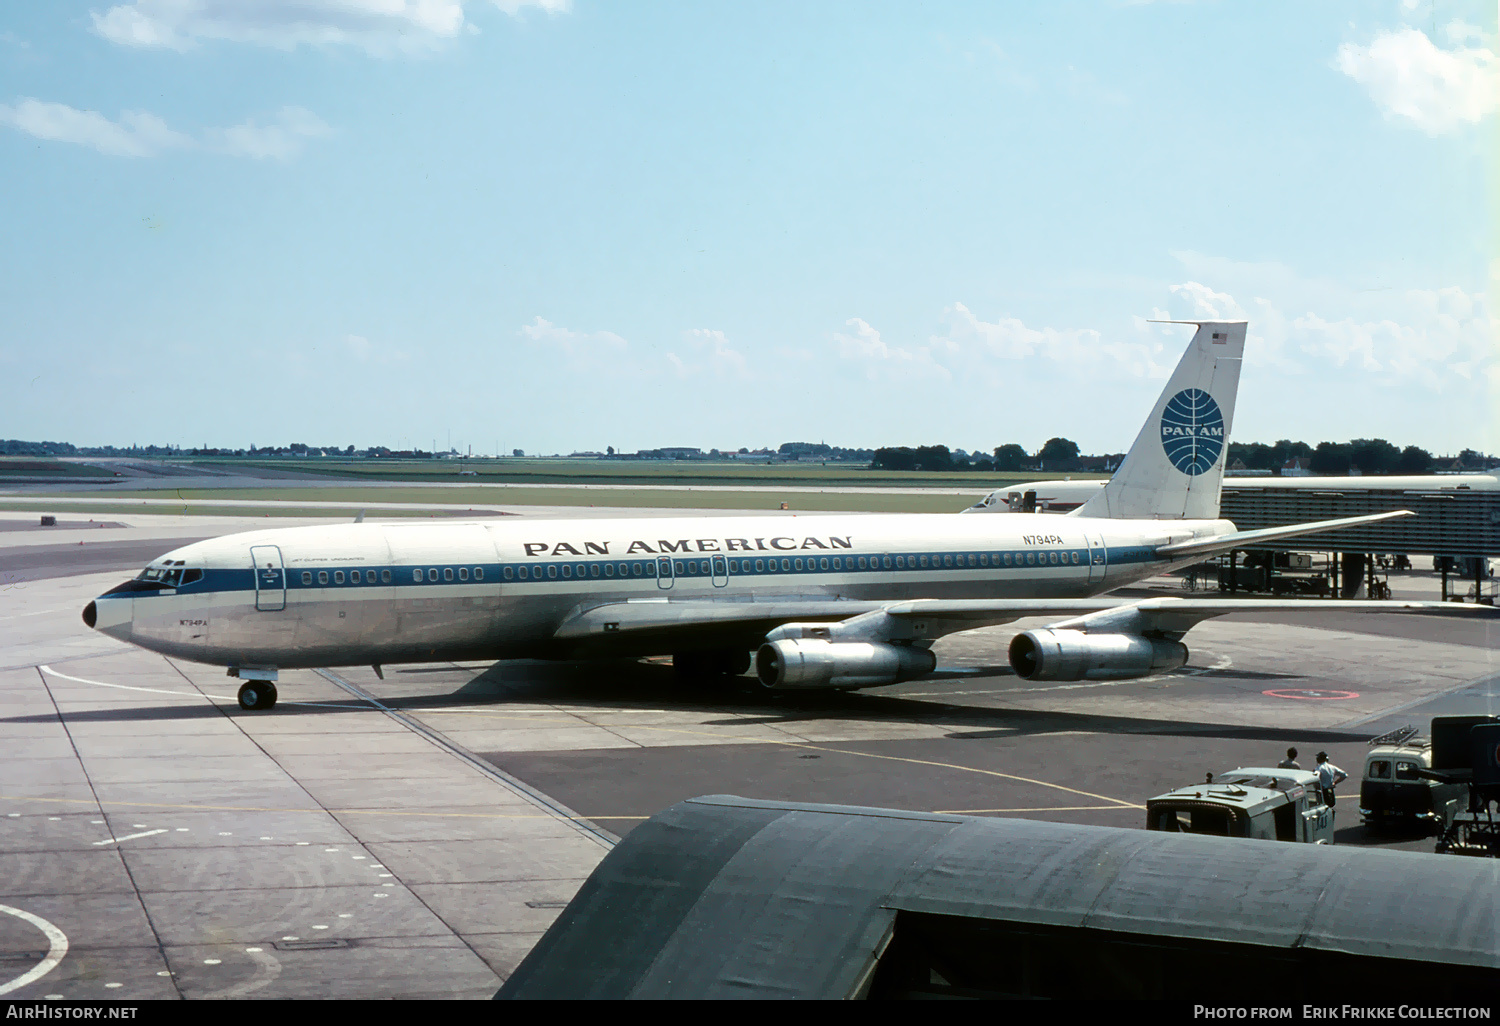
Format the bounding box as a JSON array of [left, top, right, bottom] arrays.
[[1226, 439, 1493, 475], [4, 436, 1497, 475], [868, 437, 1499, 475]]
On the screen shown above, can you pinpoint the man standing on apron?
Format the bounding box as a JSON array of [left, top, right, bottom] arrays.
[[1316, 751, 1347, 806]]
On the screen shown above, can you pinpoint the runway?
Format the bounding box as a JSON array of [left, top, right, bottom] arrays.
[[2, 511, 1497, 998]]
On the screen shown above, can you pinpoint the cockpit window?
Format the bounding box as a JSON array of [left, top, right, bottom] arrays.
[[136, 567, 187, 587]]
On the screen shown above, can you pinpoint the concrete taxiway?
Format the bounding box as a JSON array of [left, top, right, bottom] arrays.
[[2, 511, 1497, 999]]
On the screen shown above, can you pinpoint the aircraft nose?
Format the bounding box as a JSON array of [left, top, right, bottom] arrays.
[[86, 590, 134, 639]]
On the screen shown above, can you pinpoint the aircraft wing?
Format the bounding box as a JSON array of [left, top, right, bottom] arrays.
[[1154, 510, 1414, 560], [552, 593, 1498, 655], [551, 596, 1130, 654]]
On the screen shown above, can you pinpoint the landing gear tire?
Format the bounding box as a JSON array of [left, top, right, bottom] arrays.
[[237, 680, 278, 710]]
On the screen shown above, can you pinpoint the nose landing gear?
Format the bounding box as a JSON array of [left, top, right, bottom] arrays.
[[237, 680, 278, 710]]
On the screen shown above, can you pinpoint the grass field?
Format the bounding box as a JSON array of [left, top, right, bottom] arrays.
[[0, 485, 985, 517], [170, 457, 1086, 490]]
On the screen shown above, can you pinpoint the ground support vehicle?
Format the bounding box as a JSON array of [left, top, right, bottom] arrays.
[[1425, 716, 1500, 857], [1146, 767, 1333, 843], [1358, 727, 1464, 833]]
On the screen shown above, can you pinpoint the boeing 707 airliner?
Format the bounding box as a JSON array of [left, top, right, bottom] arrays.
[[83, 321, 1485, 709]]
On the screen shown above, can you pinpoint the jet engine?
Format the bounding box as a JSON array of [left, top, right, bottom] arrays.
[[756, 638, 937, 690], [1008, 628, 1187, 682]]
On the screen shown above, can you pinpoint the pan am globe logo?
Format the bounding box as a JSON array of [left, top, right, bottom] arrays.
[[1159, 388, 1225, 476]]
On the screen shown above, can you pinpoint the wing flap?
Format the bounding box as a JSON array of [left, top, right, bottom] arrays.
[[552, 598, 887, 641]]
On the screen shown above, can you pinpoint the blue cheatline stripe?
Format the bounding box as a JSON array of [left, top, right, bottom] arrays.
[[123, 544, 1159, 599]]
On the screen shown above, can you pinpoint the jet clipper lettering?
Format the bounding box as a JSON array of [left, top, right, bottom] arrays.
[[83, 320, 1493, 710]]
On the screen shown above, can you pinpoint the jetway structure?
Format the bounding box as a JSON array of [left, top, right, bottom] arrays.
[[496, 795, 1500, 1000]]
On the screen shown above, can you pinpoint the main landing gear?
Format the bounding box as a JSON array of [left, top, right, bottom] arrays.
[[237, 680, 278, 710]]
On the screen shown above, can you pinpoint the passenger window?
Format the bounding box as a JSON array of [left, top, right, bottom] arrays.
[[319, 571, 330, 585], [474, 568, 483, 580], [781, 559, 791, 571], [1050, 552, 1059, 565], [504, 567, 515, 580], [675, 561, 685, 575], [604, 563, 615, 577], [1027, 553, 1036, 566], [302, 572, 313, 585], [561, 565, 572, 578], [943, 555, 952, 568], [428, 568, 438, 581], [1004, 553, 1012, 566], [920, 556, 930, 568], [334, 571, 345, 584], [620, 563, 631, 576], [830, 558, 839, 570], [756, 559, 765, 572], [1368, 760, 1391, 779], [411, 569, 421, 582], [590, 564, 599, 577], [858, 557, 867, 569], [459, 568, 469, 581], [382, 569, 391, 583], [794, 558, 804, 571], [547, 566, 557, 579], [980, 554, 989, 566], [443, 567, 454, 582], [882, 556, 892, 569], [517, 566, 528, 580]]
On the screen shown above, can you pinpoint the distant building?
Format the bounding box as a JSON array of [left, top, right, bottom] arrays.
[[1282, 457, 1312, 477], [659, 447, 702, 459]]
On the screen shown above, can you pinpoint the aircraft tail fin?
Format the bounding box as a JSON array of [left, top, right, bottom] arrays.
[[1074, 321, 1245, 520]]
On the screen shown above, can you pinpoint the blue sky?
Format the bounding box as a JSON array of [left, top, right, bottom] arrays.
[[1, 1, 1495, 457]]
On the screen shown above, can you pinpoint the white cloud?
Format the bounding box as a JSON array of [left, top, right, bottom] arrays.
[[0, 97, 329, 160], [668, 329, 749, 379], [1336, 24, 1499, 134], [0, 98, 191, 157], [520, 316, 628, 370], [92, 0, 568, 56], [208, 106, 329, 160], [833, 317, 951, 382], [1165, 252, 1497, 392], [933, 303, 1170, 379]]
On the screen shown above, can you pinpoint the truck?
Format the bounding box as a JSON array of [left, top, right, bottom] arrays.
[[1146, 767, 1334, 843], [1357, 725, 1464, 832]]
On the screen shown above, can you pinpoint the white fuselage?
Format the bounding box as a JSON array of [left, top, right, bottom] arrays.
[[87, 512, 1235, 670]]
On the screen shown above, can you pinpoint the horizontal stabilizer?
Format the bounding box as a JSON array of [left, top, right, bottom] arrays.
[[1154, 510, 1415, 560]]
